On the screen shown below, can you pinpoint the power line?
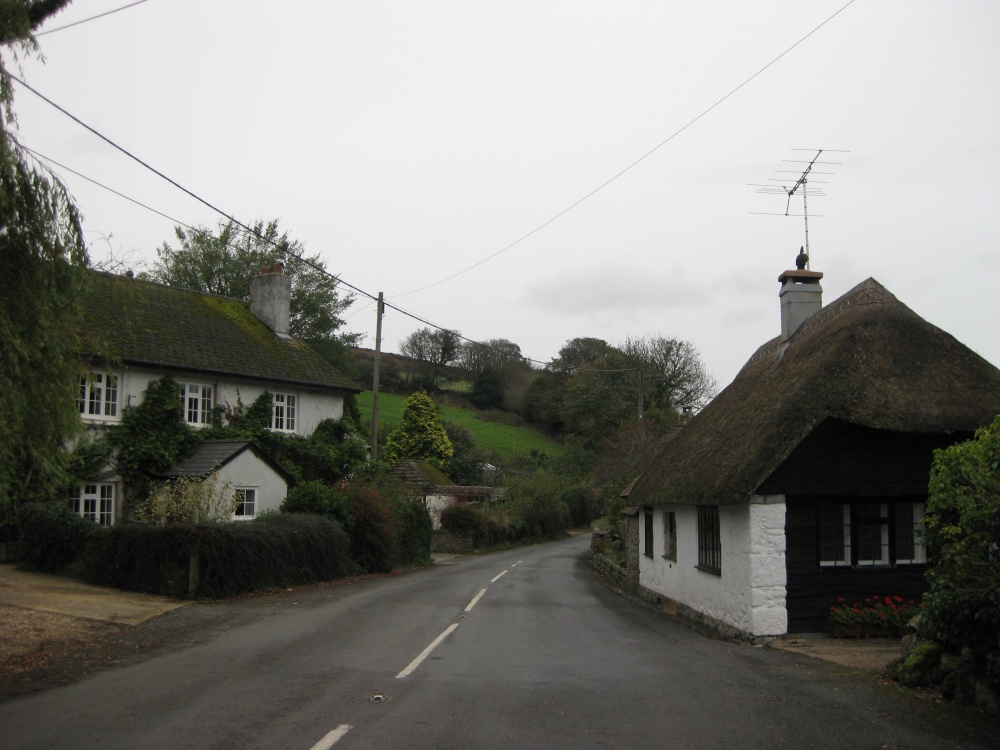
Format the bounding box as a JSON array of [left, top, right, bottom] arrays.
[[392, 0, 858, 298], [35, 0, 153, 37]]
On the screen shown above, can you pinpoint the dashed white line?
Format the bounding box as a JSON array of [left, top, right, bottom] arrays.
[[396, 623, 460, 679], [309, 724, 352, 750], [490, 569, 508, 583], [465, 588, 487, 612]]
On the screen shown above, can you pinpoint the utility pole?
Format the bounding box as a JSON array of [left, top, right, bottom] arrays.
[[370, 292, 384, 462]]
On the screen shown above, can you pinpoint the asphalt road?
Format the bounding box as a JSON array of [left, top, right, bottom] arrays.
[[0, 535, 995, 749]]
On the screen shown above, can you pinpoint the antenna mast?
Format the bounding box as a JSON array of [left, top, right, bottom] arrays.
[[749, 148, 848, 268]]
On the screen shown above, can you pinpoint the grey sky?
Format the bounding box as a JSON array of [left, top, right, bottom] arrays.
[[12, 1, 1000, 386]]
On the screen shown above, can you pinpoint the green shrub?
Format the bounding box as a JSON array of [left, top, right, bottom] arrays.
[[83, 514, 352, 598], [923, 415, 1000, 693], [134, 473, 239, 525], [560, 486, 597, 527], [18, 502, 95, 572], [394, 497, 433, 566], [284, 480, 432, 573], [506, 471, 571, 539]]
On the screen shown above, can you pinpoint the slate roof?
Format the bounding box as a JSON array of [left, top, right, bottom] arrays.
[[390, 460, 497, 499], [160, 441, 291, 480], [628, 277, 1000, 507], [80, 271, 360, 392]]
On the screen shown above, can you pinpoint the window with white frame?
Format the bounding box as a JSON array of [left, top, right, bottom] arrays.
[[269, 393, 297, 432], [69, 483, 115, 526], [179, 382, 214, 426], [234, 487, 257, 519], [78, 372, 119, 420], [817, 500, 926, 568]]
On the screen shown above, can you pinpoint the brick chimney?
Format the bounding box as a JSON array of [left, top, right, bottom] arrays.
[[778, 248, 823, 342], [249, 262, 291, 336]]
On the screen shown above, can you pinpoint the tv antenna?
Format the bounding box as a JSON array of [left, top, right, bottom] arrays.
[[749, 148, 848, 268]]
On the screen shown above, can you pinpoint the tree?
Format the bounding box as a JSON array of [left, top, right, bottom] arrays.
[[443, 421, 488, 486], [459, 338, 529, 410], [383, 391, 454, 471], [0, 0, 88, 522], [147, 219, 361, 350], [922, 415, 1000, 693], [399, 327, 461, 390], [620, 335, 717, 414]]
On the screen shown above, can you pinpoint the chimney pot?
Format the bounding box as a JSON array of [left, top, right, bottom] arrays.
[[260, 265, 270, 275], [272, 261, 284, 275]]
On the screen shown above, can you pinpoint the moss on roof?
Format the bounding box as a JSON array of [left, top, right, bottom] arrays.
[[80, 271, 360, 392], [628, 277, 1000, 507]]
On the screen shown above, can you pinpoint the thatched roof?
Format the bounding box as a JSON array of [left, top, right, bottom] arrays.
[[629, 277, 1000, 506], [80, 271, 360, 392]]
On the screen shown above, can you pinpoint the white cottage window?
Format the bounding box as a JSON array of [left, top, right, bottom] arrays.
[[234, 487, 257, 519], [179, 382, 214, 426], [78, 372, 119, 420], [270, 393, 297, 432], [69, 483, 115, 526], [817, 500, 926, 568]]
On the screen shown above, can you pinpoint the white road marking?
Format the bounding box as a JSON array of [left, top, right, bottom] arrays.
[[465, 589, 487, 612], [490, 570, 508, 583], [309, 724, 352, 750], [396, 623, 460, 678]]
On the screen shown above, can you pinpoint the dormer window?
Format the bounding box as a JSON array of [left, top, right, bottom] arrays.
[[79, 372, 119, 421]]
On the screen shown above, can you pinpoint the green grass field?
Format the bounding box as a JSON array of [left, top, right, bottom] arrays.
[[356, 391, 563, 460]]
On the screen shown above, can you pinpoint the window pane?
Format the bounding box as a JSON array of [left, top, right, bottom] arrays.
[[698, 506, 721, 573], [894, 501, 926, 564], [104, 375, 118, 416], [856, 503, 889, 566], [818, 503, 851, 566]]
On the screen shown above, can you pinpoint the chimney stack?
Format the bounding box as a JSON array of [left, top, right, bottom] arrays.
[[778, 248, 823, 342], [249, 262, 291, 336]]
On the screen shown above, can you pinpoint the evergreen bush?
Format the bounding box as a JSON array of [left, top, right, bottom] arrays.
[[82, 514, 352, 598], [17, 502, 95, 572]]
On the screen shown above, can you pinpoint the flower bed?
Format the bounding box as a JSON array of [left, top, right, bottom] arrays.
[[828, 595, 921, 638]]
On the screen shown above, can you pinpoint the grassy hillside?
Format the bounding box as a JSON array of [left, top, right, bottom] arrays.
[[356, 391, 563, 460]]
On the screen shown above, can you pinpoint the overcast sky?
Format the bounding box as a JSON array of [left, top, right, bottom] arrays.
[[11, 1, 1000, 387]]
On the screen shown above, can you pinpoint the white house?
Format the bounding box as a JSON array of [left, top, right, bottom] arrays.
[[72, 264, 360, 524], [160, 441, 292, 519], [624, 257, 1000, 637]]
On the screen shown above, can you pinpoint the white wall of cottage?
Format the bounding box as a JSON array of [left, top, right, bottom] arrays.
[[638, 497, 788, 637], [216, 449, 288, 518], [80, 365, 346, 436]]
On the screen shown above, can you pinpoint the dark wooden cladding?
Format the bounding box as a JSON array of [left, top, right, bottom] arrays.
[[758, 419, 968, 498], [785, 497, 928, 633]]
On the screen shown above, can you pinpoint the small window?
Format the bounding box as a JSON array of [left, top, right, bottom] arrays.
[[663, 511, 677, 561], [69, 483, 115, 526], [855, 502, 890, 566], [78, 372, 119, 420], [234, 488, 257, 519], [179, 382, 214, 426], [816, 500, 926, 568], [697, 506, 721, 574], [894, 501, 926, 564], [270, 393, 297, 432], [643, 508, 654, 558], [818, 503, 851, 567]]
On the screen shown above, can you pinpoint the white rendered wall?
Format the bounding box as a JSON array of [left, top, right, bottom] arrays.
[[638, 499, 788, 637], [217, 449, 288, 517], [747, 496, 788, 635], [81, 365, 345, 436]]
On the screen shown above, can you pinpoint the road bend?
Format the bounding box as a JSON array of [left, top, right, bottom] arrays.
[[0, 535, 994, 749]]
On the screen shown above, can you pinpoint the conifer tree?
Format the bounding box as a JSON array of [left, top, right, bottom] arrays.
[[384, 392, 454, 472]]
